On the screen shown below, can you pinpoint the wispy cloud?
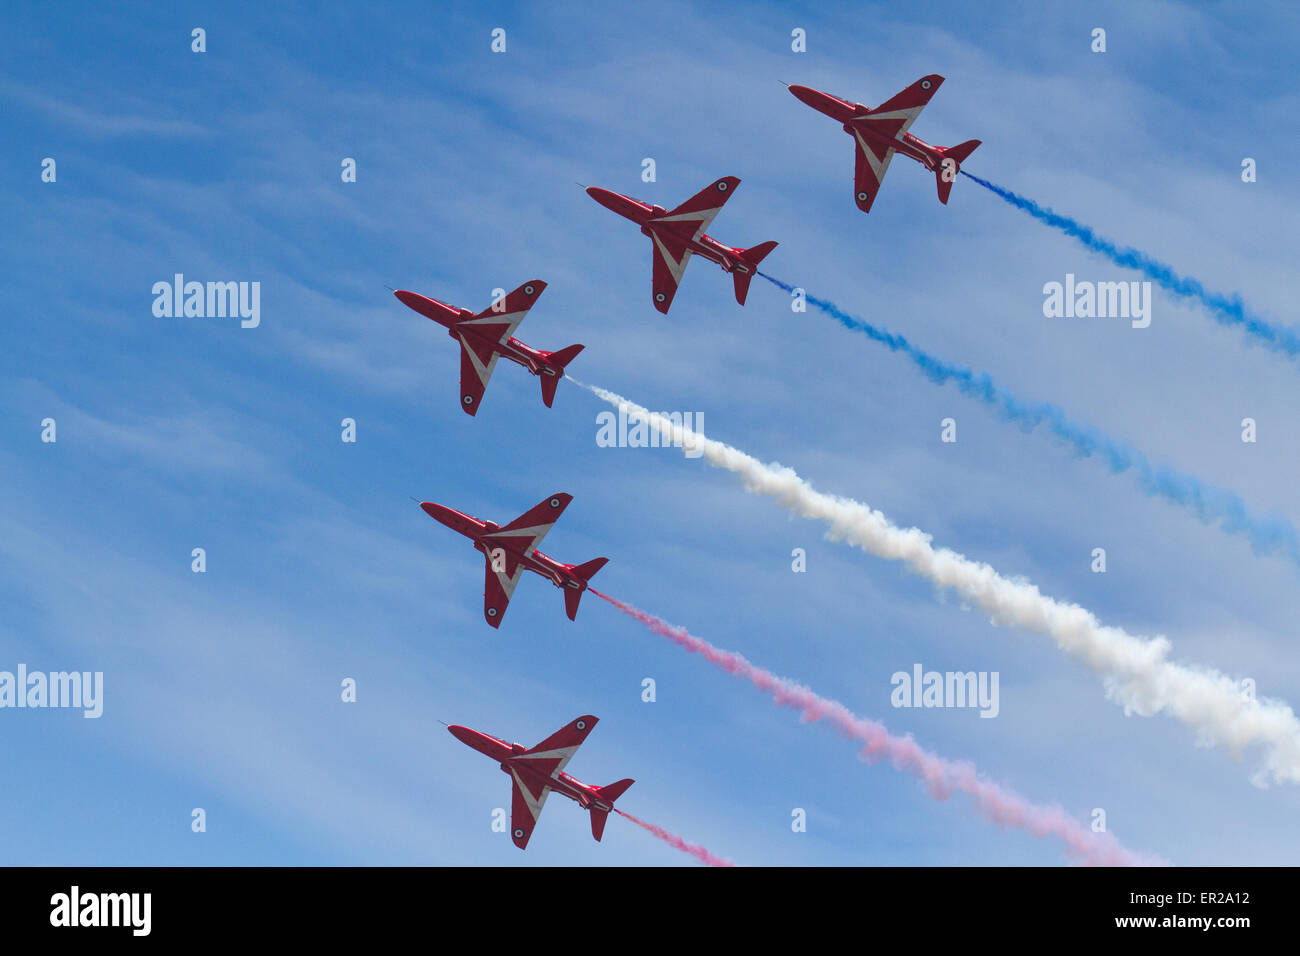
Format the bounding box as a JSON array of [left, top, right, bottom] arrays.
[[3, 83, 209, 138]]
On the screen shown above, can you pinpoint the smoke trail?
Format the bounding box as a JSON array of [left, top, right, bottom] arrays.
[[758, 271, 1300, 567], [960, 171, 1300, 358], [612, 808, 736, 867], [570, 378, 1300, 787], [593, 589, 1161, 866]]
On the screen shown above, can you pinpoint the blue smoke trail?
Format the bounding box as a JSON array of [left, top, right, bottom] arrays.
[[758, 271, 1300, 567], [960, 171, 1300, 359]]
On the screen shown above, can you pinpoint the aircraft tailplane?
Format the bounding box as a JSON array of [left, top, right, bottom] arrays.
[[589, 778, 635, 841], [733, 240, 779, 305], [564, 557, 609, 620], [540, 344, 584, 407], [936, 139, 981, 204]]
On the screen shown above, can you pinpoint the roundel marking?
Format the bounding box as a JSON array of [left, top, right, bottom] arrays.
[[487, 607, 498, 618], [524, 284, 535, 295], [857, 191, 869, 202], [717, 180, 728, 191], [655, 292, 666, 302], [575, 719, 587, 730], [921, 79, 932, 90], [513, 827, 525, 839], [549, 497, 561, 508], [463, 394, 475, 405]]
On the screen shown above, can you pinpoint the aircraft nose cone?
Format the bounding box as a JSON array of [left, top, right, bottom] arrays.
[[421, 501, 461, 530], [586, 186, 638, 218], [447, 725, 484, 751], [787, 84, 823, 108]]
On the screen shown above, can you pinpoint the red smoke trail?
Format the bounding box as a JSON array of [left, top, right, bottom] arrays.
[[590, 589, 1164, 867], [613, 809, 735, 867]]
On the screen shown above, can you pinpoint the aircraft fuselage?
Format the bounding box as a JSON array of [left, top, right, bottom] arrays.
[[394, 290, 562, 378], [850, 123, 943, 171], [421, 502, 588, 591], [789, 83, 945, 171], [586, 187, 752, 275], [448, 724, 609, 810]]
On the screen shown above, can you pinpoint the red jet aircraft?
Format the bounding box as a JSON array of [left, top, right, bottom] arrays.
[[420, 493, 607, 628], [448, 714, 634, 848], [788, 75, 981, 212], [394, 281, 583, 415], [586, 177, 778, 314]]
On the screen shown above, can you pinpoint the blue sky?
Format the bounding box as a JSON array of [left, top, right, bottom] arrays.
[[2, 0, 1298, 865]]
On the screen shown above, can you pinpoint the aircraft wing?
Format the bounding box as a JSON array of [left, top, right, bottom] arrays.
[[652, 176, 740, 244], [508, 768, 552, 849], [455, 335, 500, 415], [481, 492, 573, 558], [849, 75, 944, 213], [481, 548, 524, 628], [643, 177, 739, 313], [649, 232, 692, 314], [521, 715, 599, 777], [860, 74, 944, 138], [505, 717, 598, 848], [851, 132, 895, 214], [454, 279, 548, 346]]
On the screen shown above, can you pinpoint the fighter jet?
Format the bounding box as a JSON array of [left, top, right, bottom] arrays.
[[420, 492, 607, 628], [448, 714, 634, 849], [586, 177, 778, 314], [393, 280, 583, 415], [788, 75, 981, 212]]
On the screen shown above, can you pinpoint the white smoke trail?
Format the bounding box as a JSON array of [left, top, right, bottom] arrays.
[[571, 377, 1300, 787]]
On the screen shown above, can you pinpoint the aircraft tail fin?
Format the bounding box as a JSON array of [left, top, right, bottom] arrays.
[[564, 557, 608, 620], [589, 778, 635, 841], [539, 344, 584, 408], [936, 139, 981, 204], [733, 240, 779, 305]]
